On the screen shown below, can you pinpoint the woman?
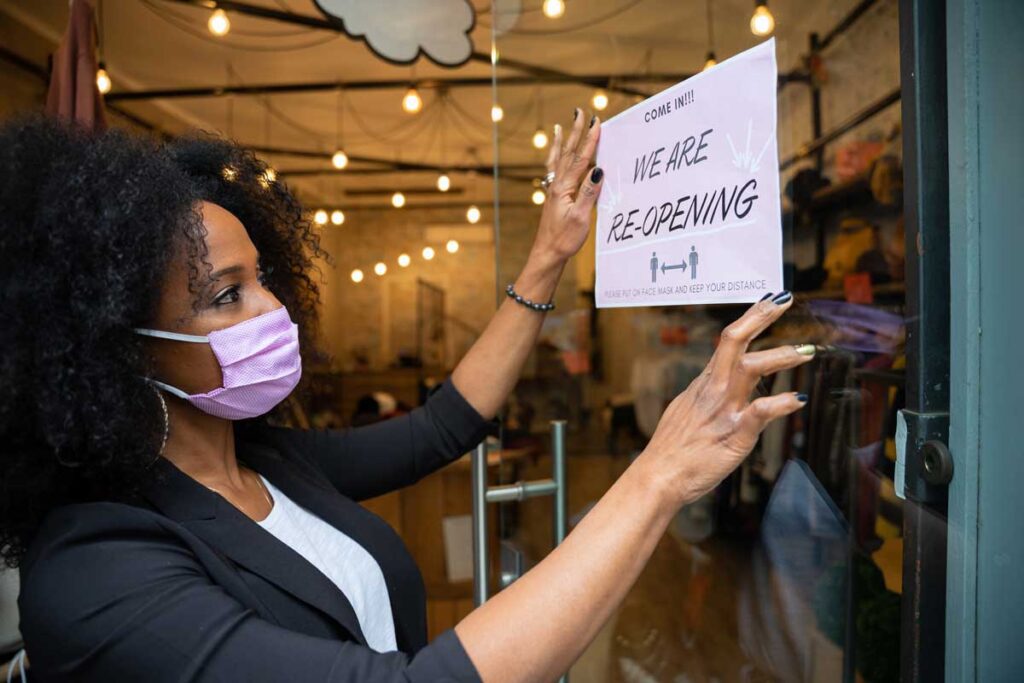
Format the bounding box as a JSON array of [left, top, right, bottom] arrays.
[[0, 112, 811, 682]]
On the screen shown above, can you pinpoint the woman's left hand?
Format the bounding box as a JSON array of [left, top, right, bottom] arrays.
[[531, 108, 603, 266]]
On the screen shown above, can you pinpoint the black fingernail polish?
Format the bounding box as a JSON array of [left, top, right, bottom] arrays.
[[589, 115, 596, 128], [772, 291, 793, 305], [590, 167, 604, 183], [759, 292, 774, 302], [573, 108, 579, 121], [796, 393, 809, 403]]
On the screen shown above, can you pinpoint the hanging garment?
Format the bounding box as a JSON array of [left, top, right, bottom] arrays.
[[45, 0, 107, 131]]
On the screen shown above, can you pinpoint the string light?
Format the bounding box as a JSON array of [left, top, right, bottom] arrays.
[[331, 150, 349, 169], [490, 45, 499, 65], [542, 0, 565, 19], [95, 63, 111, 94], [532, 128, 549, 149], [750, 1, 775, 36], [466, 205, 481, 224], [402, 87, 423, 114], [398, 253, 411, 267], [532, 189, 546, 205], [446, 239, 460, 254], [591, 90, 609, 111], [331, 210, 345, 225], [437, 173, 451, 192], [703, 0, 718, 72], [391, 192, 406, 208], [374, 262, 387, 276], [491, 105, 504, 123], [351, 268, 364, 283], [422, 246, 435, 260], [313, 209, 328, 225], [259, 168, 276, 188], [222, 166, 237, 182], [208, 9, 230, 36]]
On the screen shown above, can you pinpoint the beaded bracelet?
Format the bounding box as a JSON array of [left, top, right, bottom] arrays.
[[505, 283, 555, 312]]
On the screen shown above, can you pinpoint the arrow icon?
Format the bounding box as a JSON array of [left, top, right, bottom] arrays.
[[661, 260, 687, 275]]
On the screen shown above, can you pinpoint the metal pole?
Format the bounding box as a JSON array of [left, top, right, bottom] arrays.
[[471, 442, 489, 606], [551, 420, 568, 547], [551, 420, 569, 683]]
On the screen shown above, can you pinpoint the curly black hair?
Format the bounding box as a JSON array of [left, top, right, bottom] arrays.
[[0, 115, 330, 567]]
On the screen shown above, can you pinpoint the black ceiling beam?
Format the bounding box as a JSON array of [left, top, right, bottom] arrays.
[[157, 0, 648, 97], [247, 144, 543, 175], [104, 72, 704, 102], [307, 201, 537, 212], [477, 52, 647, 98], [278, 164, 543, 177], [106, 70, 810, 102], [816, 0, 880, 52], [344, 188, 465, 196], [780, 87, 900, 170]]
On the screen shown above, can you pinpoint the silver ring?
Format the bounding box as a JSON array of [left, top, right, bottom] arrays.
[[540, 171, 555, 189]]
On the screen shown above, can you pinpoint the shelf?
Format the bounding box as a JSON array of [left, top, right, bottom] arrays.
[[853, 367, 906, 386], [782, 171, 875, 224], [795, 281, 906, 301]]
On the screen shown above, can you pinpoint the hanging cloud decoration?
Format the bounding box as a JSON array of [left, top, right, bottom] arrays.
[[314, 0, 476, 68]]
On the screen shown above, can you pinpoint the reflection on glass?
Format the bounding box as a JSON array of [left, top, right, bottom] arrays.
[[489, 2, 928, 682]]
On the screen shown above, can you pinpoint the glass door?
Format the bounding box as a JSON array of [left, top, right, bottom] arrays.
[[480, 1, 954, 681]]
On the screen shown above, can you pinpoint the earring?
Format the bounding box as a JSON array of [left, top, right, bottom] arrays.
[[151, 385, 169, 466]]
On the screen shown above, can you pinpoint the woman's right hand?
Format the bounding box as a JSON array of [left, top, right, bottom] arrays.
[[635, 293, 815, 509]]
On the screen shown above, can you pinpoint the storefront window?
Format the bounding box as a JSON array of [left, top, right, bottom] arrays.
[[488, 2, 932, 681]]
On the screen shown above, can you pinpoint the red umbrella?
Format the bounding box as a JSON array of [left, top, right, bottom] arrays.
[[45, 0, 107, 131]]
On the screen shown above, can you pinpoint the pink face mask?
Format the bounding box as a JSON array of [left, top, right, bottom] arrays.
[[134, 306, 302, 420]]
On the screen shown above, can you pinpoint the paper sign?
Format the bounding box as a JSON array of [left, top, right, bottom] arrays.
[[594, 39, 783, 308]]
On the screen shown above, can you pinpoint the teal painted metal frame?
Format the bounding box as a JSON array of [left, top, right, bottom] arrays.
[[946, 0, 1024, 679], [944, 2, 980, 679]]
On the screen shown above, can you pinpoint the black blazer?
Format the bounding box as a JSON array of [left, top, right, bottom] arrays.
[[18, 376, 491, 682]]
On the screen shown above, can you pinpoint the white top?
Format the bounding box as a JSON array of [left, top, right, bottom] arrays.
[[256, 475, 398, 653]]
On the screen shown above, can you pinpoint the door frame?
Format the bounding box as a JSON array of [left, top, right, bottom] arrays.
[[898, 2, 951, 681], [945, 0, 1024, 680]]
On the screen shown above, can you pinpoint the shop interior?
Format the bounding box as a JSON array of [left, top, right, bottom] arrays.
[[0, 1, 914, 681]]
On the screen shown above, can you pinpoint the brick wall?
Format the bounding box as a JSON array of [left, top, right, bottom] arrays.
[[314, 202, 572, 372]]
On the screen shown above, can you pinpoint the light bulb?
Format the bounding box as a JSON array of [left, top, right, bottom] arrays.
[[591, 90, 609, 111], [466, 205, 481, 224], [222, 165, 237, 181], [331, 210, 345, 225], [208, 9, 230, 36], [491, 105, 504, 123], [532, 128, 549, 149], [532, 189, 546, 205], [490, 45, 499, 65], [437, 173, 451, 192], [703, 51, 717, 71], [313, 209, 328, 225], [542, 0, 565, 19], [331, 150, 348, 169], [374, 262, 387, 276], [750, 3, 775, 36], [391, 192, 406, 208], [422, 246, 435, 260], [398, 253, 411, 267], [259, 168, 276, 188], [351, 269, 364, 283], [402, 87, 422, 114], [95, 66, 111, 95], [446, 239, 459, 254]]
